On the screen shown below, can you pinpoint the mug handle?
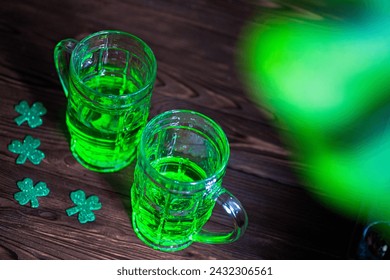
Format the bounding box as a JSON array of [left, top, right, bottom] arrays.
[[53, 39, 78, 98], [192, 188, 248, 244]]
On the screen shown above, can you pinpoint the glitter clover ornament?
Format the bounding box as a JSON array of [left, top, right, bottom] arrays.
[[14, 178, 50, 208], [66, 190, 102, 224], [8, 135, 45, 165], [14, 100, 47, 128]]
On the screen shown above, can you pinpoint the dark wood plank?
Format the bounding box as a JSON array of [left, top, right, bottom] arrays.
[[0, 0, 359, 259]]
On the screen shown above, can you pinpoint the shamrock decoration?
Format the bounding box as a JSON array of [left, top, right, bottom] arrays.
[[8, 135, 45, 165], [14, 100, 47, 128], [66, 190, 102, 224], [14, 178, 50, 208]]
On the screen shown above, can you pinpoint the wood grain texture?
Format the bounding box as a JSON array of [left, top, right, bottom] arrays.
[[0, 0, 361, 259]]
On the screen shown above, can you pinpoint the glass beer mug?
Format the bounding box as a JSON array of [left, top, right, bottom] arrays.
[[131, 110, 248, 252], [54, 30, 157, 172]]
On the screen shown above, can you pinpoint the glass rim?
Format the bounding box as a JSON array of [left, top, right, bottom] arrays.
[[139, 109, 230, 191], [70, 30, 157, 101]]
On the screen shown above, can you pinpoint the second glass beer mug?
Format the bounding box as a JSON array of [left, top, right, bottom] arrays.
[[131, 110, 248, 252], [54, 30, 157, 172]]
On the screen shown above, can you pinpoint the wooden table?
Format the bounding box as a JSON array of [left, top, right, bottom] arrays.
[[0, 0, 360, 259]]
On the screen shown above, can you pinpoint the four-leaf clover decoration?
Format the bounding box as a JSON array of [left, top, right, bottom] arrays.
[[8, 135, 45, 165], [14, 100, 47, 128], [14, 178, 50, 208], [66, 190, 102, 224]]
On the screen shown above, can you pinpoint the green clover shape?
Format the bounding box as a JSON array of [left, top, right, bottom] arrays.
[[8, 135, 45, 165], [14, 100, 47, 128], [14, 178, 50, 208], [66, 190, 102, 224]]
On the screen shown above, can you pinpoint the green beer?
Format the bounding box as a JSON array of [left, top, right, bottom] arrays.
[[131, 110, 248, 252], [54, 31, 156, 172], [66, 74, 150, 172], [132, 156, 216, 250]]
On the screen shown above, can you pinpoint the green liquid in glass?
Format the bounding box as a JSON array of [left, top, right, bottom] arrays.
[[132, 156, 216, 251], [66, 74, 149, 172], [152, 156, 207, 182]]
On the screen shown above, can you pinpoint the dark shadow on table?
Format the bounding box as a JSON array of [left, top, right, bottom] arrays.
[[99, 162, 137, 222]]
